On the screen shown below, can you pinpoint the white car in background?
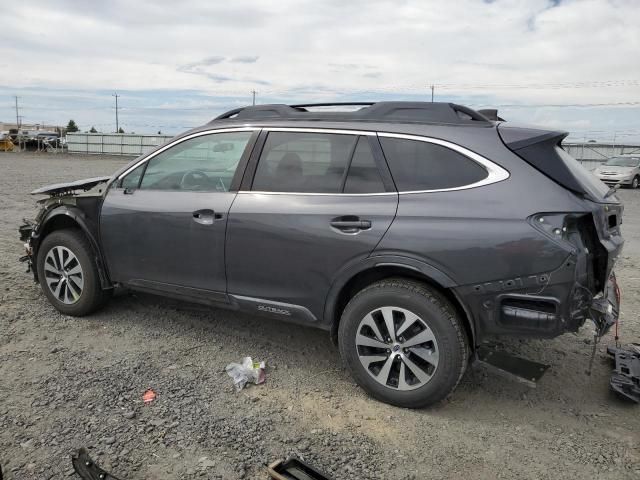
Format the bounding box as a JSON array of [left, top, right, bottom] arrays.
[[593, 155, 640, 189]]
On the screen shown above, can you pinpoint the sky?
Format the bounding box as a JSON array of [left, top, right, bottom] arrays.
[[1, 0, 639, 142]]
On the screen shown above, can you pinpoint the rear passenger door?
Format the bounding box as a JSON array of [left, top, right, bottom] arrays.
[[225, 129, 398, 322]]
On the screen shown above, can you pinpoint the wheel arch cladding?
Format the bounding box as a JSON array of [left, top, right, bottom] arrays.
[[327, 265, 476, 349], [36, 207, 111, 288]]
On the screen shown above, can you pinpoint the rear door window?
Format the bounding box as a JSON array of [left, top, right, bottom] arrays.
[[379, 137, 488, 191], [344, 137, 385, 193], [252, 132, 358, 193]]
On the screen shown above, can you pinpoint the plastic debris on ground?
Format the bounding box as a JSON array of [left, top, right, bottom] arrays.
[[607, 343, 640, 403], [142, 388, 157, 404], [225, 356, 266, 391]]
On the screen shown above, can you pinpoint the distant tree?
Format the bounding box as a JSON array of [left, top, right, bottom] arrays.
[[118, 127, 125, 134], [157, 130, 161, 135], [89, 126, 97, 133], [66, 119, 79, 133]]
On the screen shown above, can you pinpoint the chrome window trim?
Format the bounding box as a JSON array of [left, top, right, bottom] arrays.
[[238, 191, 396, 197], [116, 127, 260, 180], [116, 126, 511, 195], [244, 129, 509, 195], [377, 132, 510, 194]]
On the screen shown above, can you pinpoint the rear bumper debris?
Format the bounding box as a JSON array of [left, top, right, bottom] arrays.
[[590, 273, 620, 337], [72, 448, 121, 480], [474, 346, 550, 388], [268, 457, 333, 480], [607, 344, 640, 403]]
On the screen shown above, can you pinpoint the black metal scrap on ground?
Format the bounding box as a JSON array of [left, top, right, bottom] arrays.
[[267, 457, 333, 480], [70, 449, 333, 480], [608, 343, 640, 403], [72, 449, 121, 480]]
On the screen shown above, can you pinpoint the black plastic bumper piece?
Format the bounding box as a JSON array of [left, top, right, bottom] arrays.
[[607, 344, 640, 403], [72, 449, 121, 480], [475, 346, 550, 388], [268, 457, 333, 480], [18, 219, 35, 243]]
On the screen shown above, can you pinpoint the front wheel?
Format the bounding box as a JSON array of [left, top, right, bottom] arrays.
[[36, 229, 110, 316], [631, 175, 639, 189], [338, 278, 469, 408]]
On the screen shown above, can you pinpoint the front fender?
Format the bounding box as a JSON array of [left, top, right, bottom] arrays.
[[31, 205, 112, 288]]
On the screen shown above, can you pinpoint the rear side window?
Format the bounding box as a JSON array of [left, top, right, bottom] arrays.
[[252, 132, 357, 193], [380, 137, 488, 191]]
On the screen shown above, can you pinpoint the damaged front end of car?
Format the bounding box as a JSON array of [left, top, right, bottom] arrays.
[[18, 176, 112, 285]]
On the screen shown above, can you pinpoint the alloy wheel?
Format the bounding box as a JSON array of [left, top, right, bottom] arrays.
[[355, 306, 439, 391], [43, 246, 84, 304]]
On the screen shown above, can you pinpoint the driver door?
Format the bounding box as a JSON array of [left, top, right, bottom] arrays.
[[100, 129, 257, 302]]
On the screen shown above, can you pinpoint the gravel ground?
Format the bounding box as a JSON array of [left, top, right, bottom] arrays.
[[1, 152, 639, 480]]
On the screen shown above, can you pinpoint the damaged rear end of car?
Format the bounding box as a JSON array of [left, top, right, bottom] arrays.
[[497, 124, 624, 338]]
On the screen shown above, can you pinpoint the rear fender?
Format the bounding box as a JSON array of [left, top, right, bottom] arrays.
[[324, 255, 477, 347]]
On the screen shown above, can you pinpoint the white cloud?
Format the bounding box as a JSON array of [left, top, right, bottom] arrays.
[[1, 0, 639, 137]]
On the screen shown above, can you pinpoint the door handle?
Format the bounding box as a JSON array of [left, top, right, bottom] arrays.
[[192, 209, 222, 225], [330, 217, 372, 233]]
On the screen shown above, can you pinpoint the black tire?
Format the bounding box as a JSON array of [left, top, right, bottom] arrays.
[[36, 229, 110, 316], [631, 176, 639, 189], [338, 278, 469, 408]]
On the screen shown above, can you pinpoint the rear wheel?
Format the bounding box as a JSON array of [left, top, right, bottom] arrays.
[[632, 175, 639, 189], [338, 278, 469, 408], [36, 229, 110, 316]]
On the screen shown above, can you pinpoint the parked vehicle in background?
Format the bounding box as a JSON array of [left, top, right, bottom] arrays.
[[593, 155, 640, 189], [18, 102, 624, 408]]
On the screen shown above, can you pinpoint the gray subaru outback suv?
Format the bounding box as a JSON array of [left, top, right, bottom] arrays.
[[19, 102, 624, 407]]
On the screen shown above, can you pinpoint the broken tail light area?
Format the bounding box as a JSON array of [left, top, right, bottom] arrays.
[[529, 212, 620, 336], [590, 273, 620, 337]]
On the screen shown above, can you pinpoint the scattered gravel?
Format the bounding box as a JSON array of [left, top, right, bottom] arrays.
[[1, 152, 639, 479]]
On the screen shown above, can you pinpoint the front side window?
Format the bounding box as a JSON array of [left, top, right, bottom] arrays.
[[252, 132, 358, 193], [120, 163, 145, 189], [132, 131, 252, 192], [380, 137, 488, 191]]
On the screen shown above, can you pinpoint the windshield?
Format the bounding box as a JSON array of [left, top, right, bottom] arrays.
[[604, 156, 640, 167]]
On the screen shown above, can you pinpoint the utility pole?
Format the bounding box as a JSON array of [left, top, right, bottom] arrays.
[[112, 93, 120, 133], [430, 85, 434, 102], [251, 89, 257, 106], [14, 95, 21, 128]]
